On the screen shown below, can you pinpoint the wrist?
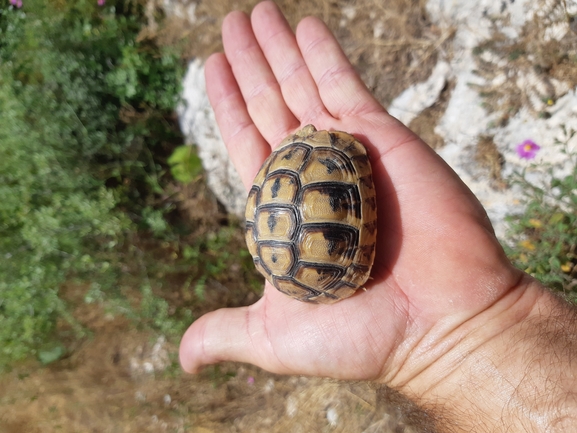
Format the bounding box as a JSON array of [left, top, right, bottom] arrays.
[[390, 277, 577, 432]]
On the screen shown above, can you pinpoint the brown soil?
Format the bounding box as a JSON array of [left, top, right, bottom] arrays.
[[0, 288, 424, 432]]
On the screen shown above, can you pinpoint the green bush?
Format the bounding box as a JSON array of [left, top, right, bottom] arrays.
[[505, 129, 577, 298], [0, 0, 184, 369]]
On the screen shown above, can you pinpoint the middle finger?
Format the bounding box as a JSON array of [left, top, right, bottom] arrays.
[[251, 2, 327, 126]]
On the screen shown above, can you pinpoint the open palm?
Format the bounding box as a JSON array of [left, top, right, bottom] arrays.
[[179, 1, 523, 386]]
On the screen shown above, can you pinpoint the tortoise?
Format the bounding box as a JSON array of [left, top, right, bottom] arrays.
[[244, 125, 377, 304]]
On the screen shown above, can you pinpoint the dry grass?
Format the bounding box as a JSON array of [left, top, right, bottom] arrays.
[[475, 135, 507, 190], [147, 0, 453, 106]]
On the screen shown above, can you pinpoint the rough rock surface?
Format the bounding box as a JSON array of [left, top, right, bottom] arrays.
[[177, 58, 247, 217]]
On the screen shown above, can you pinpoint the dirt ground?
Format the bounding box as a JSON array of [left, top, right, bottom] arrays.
[[0, 282, 427, 433], [2, 0, 576, 432]]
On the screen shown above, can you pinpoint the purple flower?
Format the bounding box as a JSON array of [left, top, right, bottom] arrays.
[[516, 139, 540, 159], [9, 0, 23, 8], [97, 0, 105, 5]]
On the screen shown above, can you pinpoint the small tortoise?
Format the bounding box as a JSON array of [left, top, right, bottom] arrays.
[[244, 125, 377, 304]]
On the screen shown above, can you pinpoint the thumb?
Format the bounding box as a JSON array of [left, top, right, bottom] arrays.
[[179, 306, 260, 373], [179, 285, 312, 375]]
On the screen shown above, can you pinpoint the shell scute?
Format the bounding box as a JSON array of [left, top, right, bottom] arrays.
[[299, 184, 361, 225], [258, 243, 296, 276], [299, 149, 357, 185], [270, 144, 310, 173], [261, 171, 300, 204], [255, 206, 298, 242], [293, 264, 345, 291]]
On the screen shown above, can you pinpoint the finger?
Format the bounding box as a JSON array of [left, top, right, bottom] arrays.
[[179, 306, 256, 374], [179, 288, 294, 375], [205, 53, 270, 189], [296, 16, 382, 119], [251, 1, 327, 125], [222, 10, 299, 146]]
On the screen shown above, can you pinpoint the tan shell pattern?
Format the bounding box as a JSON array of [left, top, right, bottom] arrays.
[[245, 125, 377, 304]]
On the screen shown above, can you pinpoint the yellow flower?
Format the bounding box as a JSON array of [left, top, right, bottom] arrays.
[[519, 240, 536, 251], [561, 262, 573, 273], [528, 219, 542, 228], [518, 253, 528, 264]]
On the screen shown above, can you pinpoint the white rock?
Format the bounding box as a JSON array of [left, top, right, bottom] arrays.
[[177, 59, 247, 217], [143, 361, 155, 374], [373, 21, 385, 39], [286, 396, 298, 417], [495, 90, 577, 178], [162, 0, 197, 23], [150, 335, 169, 372], [326, 406, 339, 427], [342, 5, 356, 21], [388, 61, 451, 125], [263, 378, 275, 393]]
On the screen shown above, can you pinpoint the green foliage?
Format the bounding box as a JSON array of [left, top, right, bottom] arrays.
[[0, 69, 128, 366], [0, 0, 184, 369], [168, 145, 203, 184], [138, 281, 192, 338], [505, 129, 577, 297], [182, 226, 260, 300], [38, 344, 66, 365]]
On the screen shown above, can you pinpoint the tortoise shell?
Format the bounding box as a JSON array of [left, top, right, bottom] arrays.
[[245, 125, 377, 304]]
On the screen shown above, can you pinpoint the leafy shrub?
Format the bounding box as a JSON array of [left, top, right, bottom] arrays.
[[0, 0, 184, 369], [505, 129, 577, 297], [182, 226, 261, 301]]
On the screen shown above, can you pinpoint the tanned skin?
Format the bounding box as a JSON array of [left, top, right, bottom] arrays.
[[179, 2, 577, 431]]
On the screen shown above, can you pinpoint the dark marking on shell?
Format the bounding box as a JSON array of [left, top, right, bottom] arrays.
[[282, 148, 297, 160], [359, 175, 374, 189], [343, 143, 357, 153], [326, 239, 338, 256], [352, 154, 370, 167], [329, 194, 346, 213], [360, 243, 376, 260], [318, 157, 340, 174], [363, 221, 377, 235], [322, 230, 352, 257], [365, 196, 377, 211], [330, 133, 350, 150], [271, 177, 281, 198], [267, 213, 278, 232], [314, 184, 360, 219]]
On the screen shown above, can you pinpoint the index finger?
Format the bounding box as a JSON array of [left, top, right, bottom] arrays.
[[205, 53, 270, 189]]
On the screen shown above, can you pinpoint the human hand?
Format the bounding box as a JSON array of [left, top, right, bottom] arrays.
[[179, 0, 533, 382]]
